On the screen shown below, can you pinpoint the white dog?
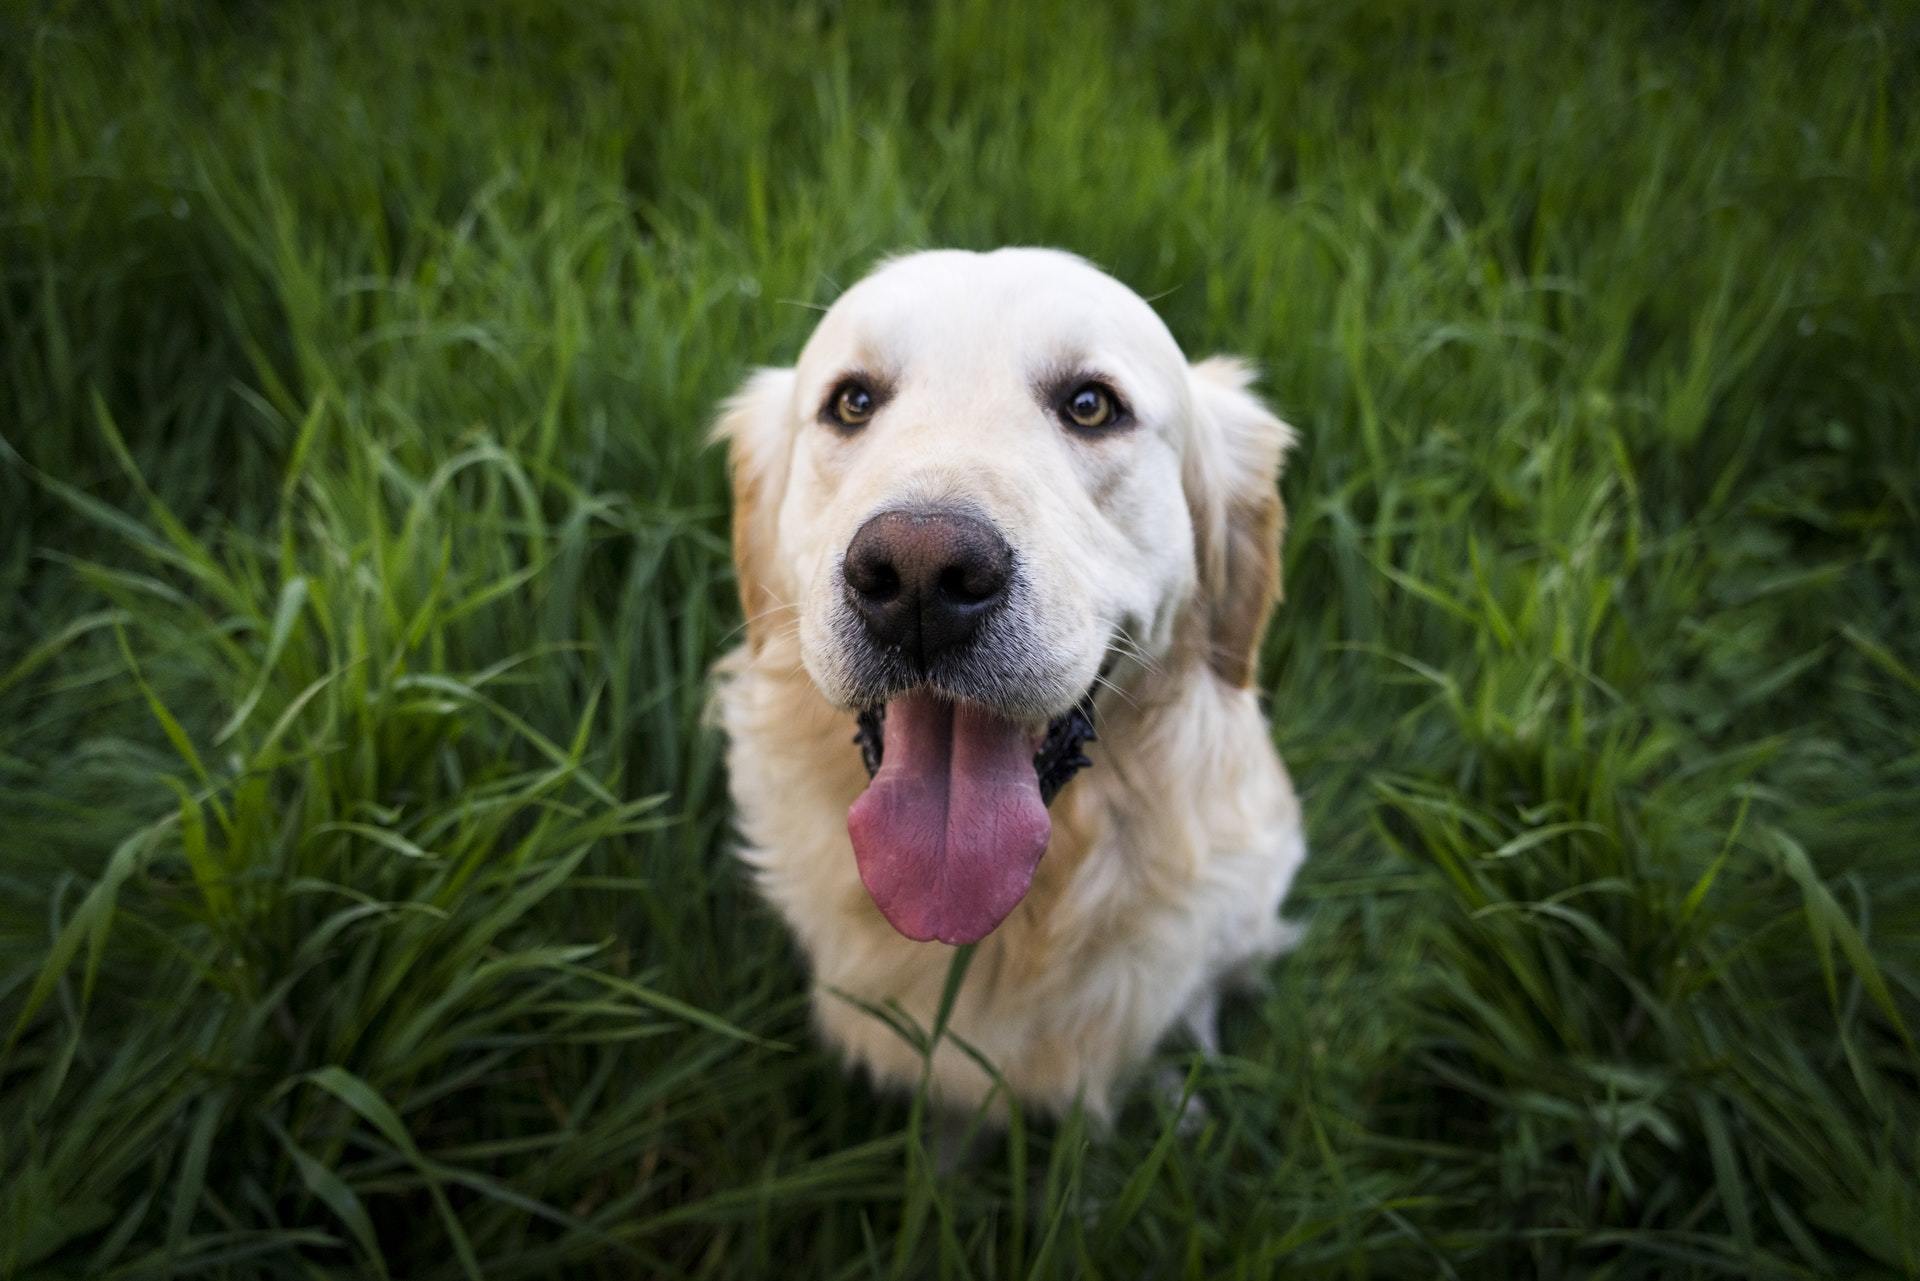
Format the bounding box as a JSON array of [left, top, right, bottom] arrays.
[[712, 248, 1304, 1120]]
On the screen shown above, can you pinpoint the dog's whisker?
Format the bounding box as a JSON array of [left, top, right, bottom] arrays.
[[1104, 627, 1164, 678], [720, 587, 804, 635], [1089, 671, 1138, 715]]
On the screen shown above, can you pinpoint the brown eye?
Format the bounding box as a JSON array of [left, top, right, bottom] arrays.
[[829, 381, 877, 428], [1063, 383, 1117, 429]]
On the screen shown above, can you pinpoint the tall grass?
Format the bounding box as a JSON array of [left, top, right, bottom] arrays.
[[2, 0, 1917, 1276]]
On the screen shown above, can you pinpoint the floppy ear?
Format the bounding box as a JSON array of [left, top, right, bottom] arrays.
[[712, 367, 798, 654], [1182, 356, 1297, 688]]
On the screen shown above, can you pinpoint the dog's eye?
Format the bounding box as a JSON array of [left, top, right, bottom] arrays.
[[828, 380, 877, 428], [1062, 383, 1118, 429]]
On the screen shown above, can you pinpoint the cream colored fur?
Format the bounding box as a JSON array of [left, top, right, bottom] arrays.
[[711, 248, 1305, 1120]]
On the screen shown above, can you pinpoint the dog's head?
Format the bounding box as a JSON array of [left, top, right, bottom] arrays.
[[718, 248, 1294, 944]]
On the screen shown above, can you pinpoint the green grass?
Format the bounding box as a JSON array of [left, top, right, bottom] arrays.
[[2, 0, 1917, 1275]]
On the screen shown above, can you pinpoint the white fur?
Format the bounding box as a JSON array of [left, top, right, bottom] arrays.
[[712, 248, 1305, 1120]]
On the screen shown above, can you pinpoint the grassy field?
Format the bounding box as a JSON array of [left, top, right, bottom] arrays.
[[3, 0, 1917, 1276]]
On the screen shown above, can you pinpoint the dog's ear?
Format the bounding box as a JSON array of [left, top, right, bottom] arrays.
[[712, 367, 798, 653], [1182, 356, 1297, 688]]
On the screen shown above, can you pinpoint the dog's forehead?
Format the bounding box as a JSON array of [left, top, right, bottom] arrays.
[[800, 249, 1186, 381]]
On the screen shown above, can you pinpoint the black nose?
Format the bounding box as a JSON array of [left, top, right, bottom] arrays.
[[842, 507, 1014, 667]]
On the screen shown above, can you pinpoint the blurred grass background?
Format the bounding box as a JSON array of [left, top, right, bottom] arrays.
[[2, 0, 1917, 1276]]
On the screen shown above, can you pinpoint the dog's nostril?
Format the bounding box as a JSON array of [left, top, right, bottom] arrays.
[[862, 564, 900, 602], [846, 556, 901, 604], [937, 564, 994, 605]]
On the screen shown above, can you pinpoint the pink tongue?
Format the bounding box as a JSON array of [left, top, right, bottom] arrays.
[[847, 692, 1051, 945]]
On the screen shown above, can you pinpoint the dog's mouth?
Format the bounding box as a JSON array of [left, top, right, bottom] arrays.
[[846, 690, 1097, 946]]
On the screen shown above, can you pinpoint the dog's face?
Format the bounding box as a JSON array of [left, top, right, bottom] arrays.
[[720, 249, 1293, 945]]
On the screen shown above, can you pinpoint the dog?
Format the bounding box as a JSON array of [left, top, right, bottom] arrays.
[[712, 248, 1305, 1121]]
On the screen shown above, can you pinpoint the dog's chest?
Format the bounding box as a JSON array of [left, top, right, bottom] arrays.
[[715, 652, 1300, 1112], [728, 738, 1203, 1101]]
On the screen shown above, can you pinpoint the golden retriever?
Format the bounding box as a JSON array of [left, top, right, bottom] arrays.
[[712, 248, 1304, 1120]]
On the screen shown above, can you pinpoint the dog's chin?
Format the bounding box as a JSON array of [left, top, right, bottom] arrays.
[[794, 589, 1112, 941], [841, 686, 1098, 946], [821, 637, 1106, 946]]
